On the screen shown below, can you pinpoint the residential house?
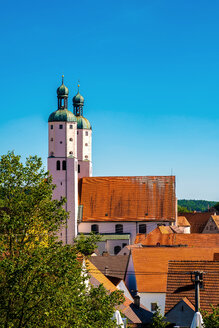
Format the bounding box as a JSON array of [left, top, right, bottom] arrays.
[[165, 260, 219, 327], [180, 212, 215, 233], [124, 247, 219, 314], [202, 215, 219, 233]]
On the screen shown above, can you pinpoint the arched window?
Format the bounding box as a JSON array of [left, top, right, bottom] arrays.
[[62, 160, 66, 170], [139, 224, 146, 234], [115, 224, 123, 234], [91, 224, 99, 233], [114, 246, 121, 255], [56, 160, 60, 170]]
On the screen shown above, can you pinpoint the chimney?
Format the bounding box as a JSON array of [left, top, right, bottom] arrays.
[[102, 251, 109, 257], [133, 290, 140, 308]]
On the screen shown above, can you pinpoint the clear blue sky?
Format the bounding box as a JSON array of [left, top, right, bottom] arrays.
[[0, 0, 219, 200]]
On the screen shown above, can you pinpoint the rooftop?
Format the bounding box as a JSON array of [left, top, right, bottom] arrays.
[[180, 212, 215, 233], [79, 176, 176, 222], [130, 247, 219, 293], [165, 261, 219, 314]]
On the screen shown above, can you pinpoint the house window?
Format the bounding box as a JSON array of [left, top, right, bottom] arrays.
[[122, 243, 127, 248], [69, 125, 73, 129], [91, 224, 99, 233], [50, 125, 53, 130], [69, 138, 73, 141], [151, 303, 158, 312], [210, 225, 214, 231], [85, 131, 88, 136], [78, 164, 80, 173], [56, 160, 60, 170], [115, 224, 123, 233], [114, 246, 121, 255], [62, 160, 66, 170], [139, 224, 146, 233], [59, 124, 63, 129]]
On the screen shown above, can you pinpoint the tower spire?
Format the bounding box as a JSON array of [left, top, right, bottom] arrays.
[[73, 82, 84, 116], [57, 75, 69, 110]]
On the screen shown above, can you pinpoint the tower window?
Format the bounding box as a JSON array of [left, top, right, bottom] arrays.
[[60, 141, 62, 144], [69, 138, 73, 141], [50, 152, 54, 157], [51, 125, 53, 130], [91, 224, 99, 233], [85, 131, 88, 136], [115, 224, 123, 233], [56, 160, 60, 170], [77, 131, 79, 135], [78, 164, 80, 173], [62, 160, 66, 170], [85, 143, 88, 146], [85, 155, 88, 159], [50, 138, 53, 141], [114, 246, 121, 255], [69, 125, 73, 129], [139, 224, 146, 234], [69, 151, 73, 155], [59, 124, 63, 129]]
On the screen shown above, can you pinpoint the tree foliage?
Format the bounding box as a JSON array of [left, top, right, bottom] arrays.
[[178, 199, 218, 213], [202, 305, 219, 328], [150, 307, 169, 328], [0, 152, 124, 328], [74, 232, 102, 256]]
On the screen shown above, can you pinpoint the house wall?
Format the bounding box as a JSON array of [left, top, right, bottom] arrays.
[[79, 221, 170, 244], [125, 255, 137, 294], [116, 280, 134, 301], [202, 217, 219, 234], [139, 293, 166, 315], [165, 301, 195, 327], [106, 239, 130, 255]]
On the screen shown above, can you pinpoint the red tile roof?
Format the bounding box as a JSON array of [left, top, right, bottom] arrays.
[[79, 176, 176, 222], [180, 212, 214, 233], [138, 231, 219, 247], [130, 247, 219, 293], [165, 261, 219, 314]]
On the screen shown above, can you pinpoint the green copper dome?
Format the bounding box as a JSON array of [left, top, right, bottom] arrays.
[[57, 76, 69, 97], [48, 109, 77, 122], [73, 91, 84, 105], [76, 116, 91, 129]]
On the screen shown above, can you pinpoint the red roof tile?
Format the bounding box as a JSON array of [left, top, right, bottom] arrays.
[[180, 212, 214, 233], [138, 232, 219, 247], [131, 247, 219, 293], [165, 261, 219, 313], [79, 176, 176, 221]]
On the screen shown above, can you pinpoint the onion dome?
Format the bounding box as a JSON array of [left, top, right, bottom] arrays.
[[48, 109, 77, 122], [73, 91, 84, 105], [76, 116, 92, 129], [57, 75, 69, 97]]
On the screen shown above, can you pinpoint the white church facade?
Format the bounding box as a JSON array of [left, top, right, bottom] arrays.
[[48, 77, 177, 253]]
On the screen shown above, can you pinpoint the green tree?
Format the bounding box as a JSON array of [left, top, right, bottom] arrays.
[[0, 152, 123, 328], [150, 307, 169, 328], [202, 305, 219, 328], [74, 232, 102, 256]]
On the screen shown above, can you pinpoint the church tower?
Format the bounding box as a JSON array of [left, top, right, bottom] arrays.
[[48, 76, 78, 244], [73, 84, 92, 178]]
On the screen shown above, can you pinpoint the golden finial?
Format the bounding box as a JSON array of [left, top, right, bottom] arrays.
[[78, 80, 80, 92], [62, 75, 64, 84]]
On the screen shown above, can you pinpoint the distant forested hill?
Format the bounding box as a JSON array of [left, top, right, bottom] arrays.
[[178, 199, 218, 212]]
